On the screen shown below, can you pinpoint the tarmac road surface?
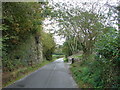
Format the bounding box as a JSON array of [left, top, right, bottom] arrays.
[[4, 58, 77, 88]]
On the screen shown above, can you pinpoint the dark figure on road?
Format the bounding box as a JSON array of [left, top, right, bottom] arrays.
[[71, 58, 74, 64]]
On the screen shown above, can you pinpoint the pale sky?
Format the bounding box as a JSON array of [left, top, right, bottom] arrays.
[[43, 0, 119, 45]]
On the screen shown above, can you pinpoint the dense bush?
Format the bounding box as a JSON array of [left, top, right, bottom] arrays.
[[2, 2, 55, 72], [94, 27, 120, 88], [71, 27, 120, 88], [41, 31, 56, 60]]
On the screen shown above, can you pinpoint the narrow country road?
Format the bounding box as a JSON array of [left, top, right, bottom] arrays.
[[4, 58, 77, 88]]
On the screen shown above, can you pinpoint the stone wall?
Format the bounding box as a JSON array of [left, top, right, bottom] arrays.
[[6, 34, 44, 68]]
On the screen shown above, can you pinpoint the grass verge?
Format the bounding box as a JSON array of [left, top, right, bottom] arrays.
[[69, 54, 93, 88], [70, 62, 93, 88]]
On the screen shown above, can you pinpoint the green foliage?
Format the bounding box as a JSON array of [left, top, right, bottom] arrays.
[[54, 45, 63, 55], [62, 42, 72, 56], [95, 27, 120, 66], [62, 37, 82, 56], [2, 2, 45, 51], [2, 2, 41, 71], [70, 27, 120, 88], [2, 2, 56, 73], [94, 27, 120, 88], [52, 54, 64, 59], [41, 31, 56, 60], [52, 3, 104, 57]]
